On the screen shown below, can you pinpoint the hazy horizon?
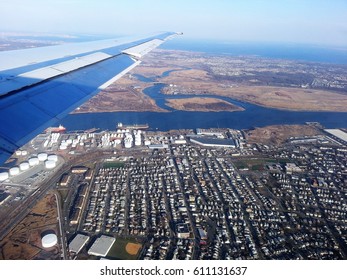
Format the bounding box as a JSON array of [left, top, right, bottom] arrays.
[[1, 0, 347, 47]]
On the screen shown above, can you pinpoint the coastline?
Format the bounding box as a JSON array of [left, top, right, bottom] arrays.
[[72, 48, 347, 115]]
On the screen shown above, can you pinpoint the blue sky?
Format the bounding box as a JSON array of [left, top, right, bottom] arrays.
[[1, 0, 347, 46]]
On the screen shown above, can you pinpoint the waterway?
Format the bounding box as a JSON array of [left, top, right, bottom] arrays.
[[57, 41, 347, 131], [161, 39, 347, 65], [58, 79, 347, 131]]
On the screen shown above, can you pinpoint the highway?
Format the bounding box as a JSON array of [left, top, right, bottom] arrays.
[[55, 192, 68, 260]]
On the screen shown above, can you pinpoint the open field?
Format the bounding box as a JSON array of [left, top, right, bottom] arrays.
[[106, 237, 142, 260], [103, 161, 125, 169], [74, 86, 165, 113], [245, 124, 321, 145], [160, 68, 347, 112], [0, 193, 60, 260], [165, 97, 244, 112], [125, 242, 142, 255], [233, 158, 278, 171]]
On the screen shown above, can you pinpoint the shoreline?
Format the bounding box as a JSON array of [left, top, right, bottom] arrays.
[[73, 48, 347, 114]]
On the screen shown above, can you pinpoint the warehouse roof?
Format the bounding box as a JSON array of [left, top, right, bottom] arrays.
[[190, 136, 236, 147], [69, 234, 90, 254], [325, 129, 347, 143], [88, 235, 115, 257]]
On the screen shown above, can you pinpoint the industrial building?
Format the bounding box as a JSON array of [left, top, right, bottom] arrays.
[[59, 174, 71, 187], [87, 235, 116, 257], [196, 128, 224, 137], [173, 139, 187, 145], [176, 223, 190, 239], [69, 234, 90, 254], [148, 144, 169, 149], [198, 228, 207, 240], [190, 136, 237, 148], [71, 166, 89, 174], [325, 129, 347, 144], [285, 163, 303, 174], [85, 169, 94, 180], [69, 209, 81, 226]]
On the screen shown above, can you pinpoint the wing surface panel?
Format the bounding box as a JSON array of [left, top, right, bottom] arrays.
[[0, 32, 175, 73], [122, 39, 164, 58]]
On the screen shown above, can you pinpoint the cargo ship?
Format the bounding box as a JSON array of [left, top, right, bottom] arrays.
[[117, 122, 149, 130], [45, 125, 67, 133]]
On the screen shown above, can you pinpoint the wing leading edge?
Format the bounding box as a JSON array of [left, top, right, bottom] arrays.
[[0, 32, 180, 166]]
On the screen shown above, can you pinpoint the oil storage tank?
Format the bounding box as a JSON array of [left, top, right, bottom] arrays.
[[19, 162, 30, 171], [41, 232, 58, 248], [9, 167, 20, 176]]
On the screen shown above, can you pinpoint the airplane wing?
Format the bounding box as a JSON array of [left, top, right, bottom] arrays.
[[0, 32, 180, 166]]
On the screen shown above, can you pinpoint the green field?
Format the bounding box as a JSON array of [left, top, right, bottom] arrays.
[[103, 161, 125, 169], [233, 158, 277, 171], [106, 237, 142, 260]]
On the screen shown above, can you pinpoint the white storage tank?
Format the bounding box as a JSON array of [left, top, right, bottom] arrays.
[[41, 233, 58, 248], [19, 162, 30, 171], [38, 153, 48, 161], [135, 141, 141, 146], [45, 160, 56, 169], [47, 154, 58, 162], [9, 167, 20, 176], [0, 172, 9, 181], [144, 140, 151, 146], [60, 143, 68, 150], [29, 157, 40, 166], [124, 140, 132, 149], [135, 136, 141, 146]]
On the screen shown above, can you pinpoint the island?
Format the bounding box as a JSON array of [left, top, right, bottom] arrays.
[[74, 83, 166, 113], [165, 97, 244, 112]]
